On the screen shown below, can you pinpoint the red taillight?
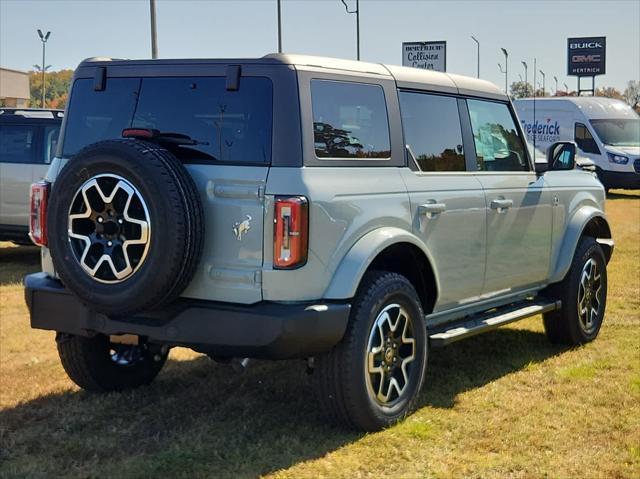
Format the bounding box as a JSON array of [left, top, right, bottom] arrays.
[[29, 181, 50, 246], [273, 196, 309, 269], [122, 128, 157, 139]]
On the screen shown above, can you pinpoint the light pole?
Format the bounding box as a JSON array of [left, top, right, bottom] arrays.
[[521, 61, 528, 94], [37, 29, 50, 108], [277, 0, 282, 53], [341, 0, 360, 61], [539, 69, 546, 96], [471, 36, 480, 78], [564, 82, 569, 94], [150, 0, 158, 58], [553, 76, 558, 96], [501, 48, 508, 94]]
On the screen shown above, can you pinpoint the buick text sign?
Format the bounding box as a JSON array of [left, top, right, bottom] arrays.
[[402, 41, 446, 72], [567, 36, 606, 76]]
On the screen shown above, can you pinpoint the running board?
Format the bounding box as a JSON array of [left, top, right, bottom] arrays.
[[428, 299, 561, 347]]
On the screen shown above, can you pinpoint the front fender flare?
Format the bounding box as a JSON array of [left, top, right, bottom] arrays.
[[549, 206, 612, 283], [323, 227, 440, 301]]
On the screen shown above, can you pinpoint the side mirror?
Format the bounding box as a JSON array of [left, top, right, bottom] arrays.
[[535, 161, 549, 175], [547, 141, 577, 171], [576, 157, 597, 172]]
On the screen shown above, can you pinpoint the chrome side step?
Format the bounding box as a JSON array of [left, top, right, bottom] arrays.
[[428, 299, 561, 347]]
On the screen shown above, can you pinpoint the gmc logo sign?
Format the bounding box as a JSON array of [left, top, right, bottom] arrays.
[[567, 36, 606, 77], [572, 54, 602, 63]]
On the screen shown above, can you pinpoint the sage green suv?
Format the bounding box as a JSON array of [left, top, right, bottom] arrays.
[[24, 54, 613, 431]]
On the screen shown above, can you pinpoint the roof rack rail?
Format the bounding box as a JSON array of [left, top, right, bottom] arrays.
[[0, 108, 64, 119]]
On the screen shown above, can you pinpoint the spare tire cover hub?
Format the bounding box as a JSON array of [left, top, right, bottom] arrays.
[[68, 173, 151, 283]]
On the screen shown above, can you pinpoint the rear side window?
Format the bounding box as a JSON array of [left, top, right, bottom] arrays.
[[467, 99, 528, 172], [62, 76, 273, 164], [311, 80, 390, 159], [43, 125, 60, 163], [575, 123, 601, 155], [0, 125, 37, 164], [399, 92, 465, 172]]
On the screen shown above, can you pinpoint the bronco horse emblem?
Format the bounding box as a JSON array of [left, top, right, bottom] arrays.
[[232, 215, 252, 241]]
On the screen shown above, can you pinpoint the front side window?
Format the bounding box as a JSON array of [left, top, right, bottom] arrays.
[[399, 92, 465, 172], [575, 123, 601, 155], [0, 125, 36, 164], [311, 79, 391, 159], [62, 76, 273, 164], [467, 99, 528, 172]]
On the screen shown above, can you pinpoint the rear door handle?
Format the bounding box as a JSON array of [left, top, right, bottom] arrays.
[[490, 198, 513, 213], [418, 202, 446, 217]]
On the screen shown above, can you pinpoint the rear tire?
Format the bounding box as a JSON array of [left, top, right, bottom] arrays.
[[543, 236, 607, 345], [313, 271, 428, 431], [56, 333, 167, 392]]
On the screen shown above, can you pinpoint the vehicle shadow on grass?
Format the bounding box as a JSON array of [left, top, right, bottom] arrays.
[[0, 244, 40, 286], [606, 190, 640, 200], [0, 328, 566, 478]]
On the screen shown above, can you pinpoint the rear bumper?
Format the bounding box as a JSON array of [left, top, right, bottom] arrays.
[[24, 273, 351, 359], [0, 224, 30, 244], [597, 168, 640, 190]]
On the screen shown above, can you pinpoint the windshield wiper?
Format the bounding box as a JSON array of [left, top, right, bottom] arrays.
[[122, 128, 210, 146]]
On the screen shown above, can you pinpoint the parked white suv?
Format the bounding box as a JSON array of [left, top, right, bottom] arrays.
[[0, 108, 62, 244]]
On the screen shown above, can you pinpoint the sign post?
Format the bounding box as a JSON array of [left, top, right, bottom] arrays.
[[567, 36, 606, 96], [402, 41, 447, 72]]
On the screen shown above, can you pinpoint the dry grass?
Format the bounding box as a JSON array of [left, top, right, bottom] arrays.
[[1, 191, 639, 478]]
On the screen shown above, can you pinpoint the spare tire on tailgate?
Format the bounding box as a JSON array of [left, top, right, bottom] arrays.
[[48, 139, 204, 316]]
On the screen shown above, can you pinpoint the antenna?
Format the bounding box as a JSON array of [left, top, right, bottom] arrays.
[[533, 57, 537, 155]]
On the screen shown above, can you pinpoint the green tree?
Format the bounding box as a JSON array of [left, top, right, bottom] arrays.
[[29, 69, 73, 108], [510, 81, 533, 99]]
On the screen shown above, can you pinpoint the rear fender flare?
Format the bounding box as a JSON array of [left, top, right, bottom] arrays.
[[323, 227, 440, 301]]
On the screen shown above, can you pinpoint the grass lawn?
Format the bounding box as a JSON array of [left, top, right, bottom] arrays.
[[1, 191, 638, 478]]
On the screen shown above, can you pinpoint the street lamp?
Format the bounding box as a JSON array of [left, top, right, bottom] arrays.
[[341, 0, 360, 61], [501, 48, 508, 94], [521, 61, 528, 93], [37, 29, 51, 108], [277, 0, 282, 53], [471, 36, 480, 78], [553, 76, 558, 96], [564, 82, 569, 94], [539, 69, 546, 96], [150, 0, 158, 58]]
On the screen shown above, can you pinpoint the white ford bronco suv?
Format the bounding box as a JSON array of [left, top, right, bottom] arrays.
[[25, 54, 613, 431]]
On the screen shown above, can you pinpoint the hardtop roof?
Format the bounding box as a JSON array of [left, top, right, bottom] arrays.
[[79, 53, 508, 100]]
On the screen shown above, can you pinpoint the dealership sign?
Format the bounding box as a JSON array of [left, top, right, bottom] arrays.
[[567, 36, 606, 76], [402, 41, 446, 72]]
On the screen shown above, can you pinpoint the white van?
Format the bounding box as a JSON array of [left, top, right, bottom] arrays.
[[514, 97, 639, 190]]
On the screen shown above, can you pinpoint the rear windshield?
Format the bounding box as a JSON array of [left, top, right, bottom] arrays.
[[62, 76, 273, 164]]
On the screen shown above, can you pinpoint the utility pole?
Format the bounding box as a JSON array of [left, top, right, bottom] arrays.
[[521, 61, 528, 94], [37, 29, 50, 108], [501, 48, 508, 95], [539, 69, 546, 96], [553, 76, 558, 96], [150, 0, 158, 59], [341, 0, 360, 61], [277, 0, 282, 53], [471, 36, 480, 78]]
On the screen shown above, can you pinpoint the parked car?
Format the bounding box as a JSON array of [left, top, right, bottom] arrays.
[[514, 97, 640, 190], [0, 108, 63, 244], [24, 55, 613, 431]]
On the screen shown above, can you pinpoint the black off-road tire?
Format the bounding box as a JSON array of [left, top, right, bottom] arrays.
[[543, 236, 607, 345], [56, 333, 167, 392], [47, 139, 203, 316], [313, 271, 428, 431]]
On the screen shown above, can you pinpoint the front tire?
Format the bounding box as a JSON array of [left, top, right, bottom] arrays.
[[543, 236, 607, 345], [57, 334, 168, 392], [314, 271, 428, 431]]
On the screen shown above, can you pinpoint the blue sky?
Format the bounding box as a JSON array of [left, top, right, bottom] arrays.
[[1, 0, 639, 92]]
